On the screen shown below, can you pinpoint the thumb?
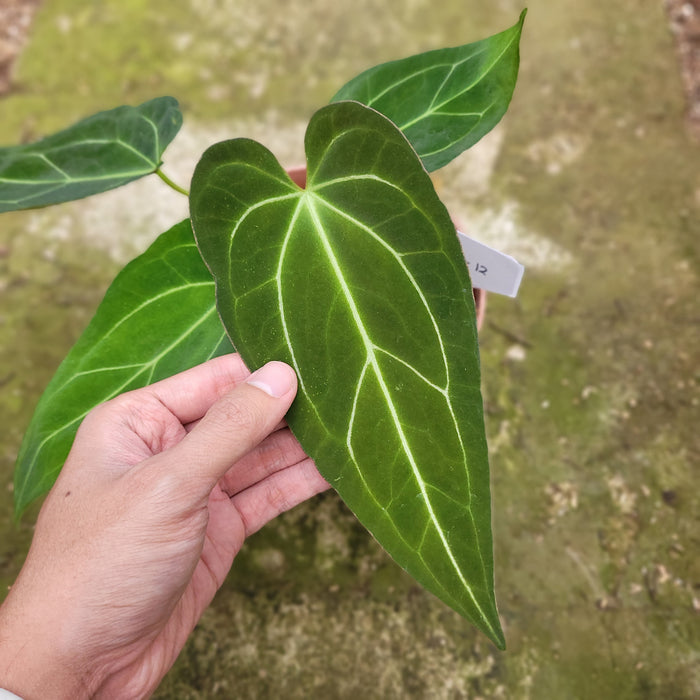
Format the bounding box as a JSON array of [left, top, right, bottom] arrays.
[[163, 361, 298, 492]]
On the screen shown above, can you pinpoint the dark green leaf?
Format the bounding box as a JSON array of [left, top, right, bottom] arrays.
[[0, 97, 182, 213], [332, 11, 525, 171], [14, 220, 232, 514], [190, 101, 504, 648]]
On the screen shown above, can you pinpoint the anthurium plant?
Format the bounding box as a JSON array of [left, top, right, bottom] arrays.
[[1, 12, 525, 649]]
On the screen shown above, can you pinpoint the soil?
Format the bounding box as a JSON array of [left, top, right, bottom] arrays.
[[666, 0, 700, 138], [0, 0, 40, 96]]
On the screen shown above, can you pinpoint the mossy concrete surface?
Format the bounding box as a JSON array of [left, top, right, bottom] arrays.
[[1, 0, 698, 697]]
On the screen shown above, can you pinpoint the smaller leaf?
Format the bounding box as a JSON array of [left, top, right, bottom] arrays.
[[14, 220, 232, 515], [332, 10, 526, 171], [0, 97, 182, 213]]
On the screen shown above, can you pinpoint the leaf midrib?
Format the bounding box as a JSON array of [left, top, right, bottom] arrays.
[[397, 29, 520, 131], [0, 111, 164, 189], [0, 145, 158, 186], [302, 194, 495, 633]]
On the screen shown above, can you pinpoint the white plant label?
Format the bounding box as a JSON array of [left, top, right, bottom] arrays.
[[457, 230, 524, 298]]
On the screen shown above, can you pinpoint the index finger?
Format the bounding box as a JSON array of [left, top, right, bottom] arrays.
[[143, 353, 251, 425]]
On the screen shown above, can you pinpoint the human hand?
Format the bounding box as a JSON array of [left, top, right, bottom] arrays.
[[0, 354, 329, 699]]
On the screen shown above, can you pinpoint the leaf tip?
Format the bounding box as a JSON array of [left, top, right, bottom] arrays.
[[477, 605, 506, 650], [490, 625, 507, 651], [12, 483, 32, 523]]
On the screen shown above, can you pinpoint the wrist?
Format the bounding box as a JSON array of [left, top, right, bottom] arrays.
[[0, 591, 96, 700]]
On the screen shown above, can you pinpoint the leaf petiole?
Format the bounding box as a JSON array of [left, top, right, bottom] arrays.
[[156, 167, 189, 196]]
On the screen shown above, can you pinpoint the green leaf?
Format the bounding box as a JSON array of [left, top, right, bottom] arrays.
[[0, 97, 182, 213], [14, 220, 232, 514], [190, 101, 504, 648], [332, 10, 526, 171]]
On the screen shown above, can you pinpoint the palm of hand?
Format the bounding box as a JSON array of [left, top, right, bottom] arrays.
[[2, 356, 327, 699]]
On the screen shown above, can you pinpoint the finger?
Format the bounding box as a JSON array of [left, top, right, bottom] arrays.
[[160, 361, 298, 492], [230, 458, 331, 538], [143, 353, 251, 426], [219, 427, 308, 497], [184, 416, 288, 435]]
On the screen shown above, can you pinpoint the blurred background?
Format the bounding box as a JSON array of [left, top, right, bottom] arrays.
[[1, 1, 698, 697]]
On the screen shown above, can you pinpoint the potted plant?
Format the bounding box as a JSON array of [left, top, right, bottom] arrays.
[[0, 11, 526, 650]]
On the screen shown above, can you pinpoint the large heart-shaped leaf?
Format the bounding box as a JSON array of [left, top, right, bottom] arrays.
[[0, 97, 182, 213], [332, 11, 525, 171], [190, 101, 504, 647], [14, 220, 232, 514]]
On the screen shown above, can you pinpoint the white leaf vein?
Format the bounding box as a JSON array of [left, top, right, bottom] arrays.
[[303, 194, 492, 627]]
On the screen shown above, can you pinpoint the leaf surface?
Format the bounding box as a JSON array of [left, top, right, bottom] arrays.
[[190, 101, 504, 647], [14, 220, 232, 513], [0, 97, 182, 213], [332, 11, 525, 171]]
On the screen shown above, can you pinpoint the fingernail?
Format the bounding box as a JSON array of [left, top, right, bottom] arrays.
[[246, 361, 296, 398]]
